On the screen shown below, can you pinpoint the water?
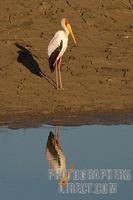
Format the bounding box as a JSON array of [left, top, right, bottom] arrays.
[[0, 125, 133, 200]]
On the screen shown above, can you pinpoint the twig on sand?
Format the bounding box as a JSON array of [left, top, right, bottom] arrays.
[[65, 0, 72, 7], [128, 0, 133, 10]]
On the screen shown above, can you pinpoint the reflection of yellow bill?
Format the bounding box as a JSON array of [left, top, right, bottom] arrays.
[[67, 24, 76, 45]]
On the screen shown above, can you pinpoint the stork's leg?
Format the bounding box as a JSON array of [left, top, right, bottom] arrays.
[[57, 127, 61, 148], [54, 127, 57, 135], [58, 58, 62, 89], [53, 127, 56, 146], [55, 62, 59, 90]]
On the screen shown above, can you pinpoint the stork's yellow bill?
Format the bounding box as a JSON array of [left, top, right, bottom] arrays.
[[67, 24, 76, 45]]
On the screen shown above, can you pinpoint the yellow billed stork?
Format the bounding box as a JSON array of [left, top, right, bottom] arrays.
[[48, 18, 76, 89]]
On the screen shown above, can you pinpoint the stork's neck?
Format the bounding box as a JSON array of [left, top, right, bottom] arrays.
[[62, 24, 69, 37]]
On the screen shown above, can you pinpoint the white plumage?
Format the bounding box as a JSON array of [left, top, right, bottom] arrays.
[[48, 31, 68, 61]]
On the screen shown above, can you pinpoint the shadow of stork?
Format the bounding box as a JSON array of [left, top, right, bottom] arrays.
[[15, 43, 56, 88]]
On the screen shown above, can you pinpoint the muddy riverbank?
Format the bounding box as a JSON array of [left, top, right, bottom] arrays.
[[0, 0, 133, 126]]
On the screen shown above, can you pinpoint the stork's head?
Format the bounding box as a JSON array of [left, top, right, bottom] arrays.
[[61, 18, 76, 45], [58, 164, 75, 189], [59, 174, 69, 188]]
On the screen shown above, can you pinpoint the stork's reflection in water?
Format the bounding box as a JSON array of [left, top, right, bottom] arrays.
[[45, 127, 74, 188]]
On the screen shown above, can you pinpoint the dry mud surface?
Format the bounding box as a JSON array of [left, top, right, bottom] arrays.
[[0, 0, 133, 126]]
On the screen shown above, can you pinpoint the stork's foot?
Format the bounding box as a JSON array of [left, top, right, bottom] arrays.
[[56, 86, 59, 90], [59, 84, 63, 90], [56, 85, 63, 90]]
